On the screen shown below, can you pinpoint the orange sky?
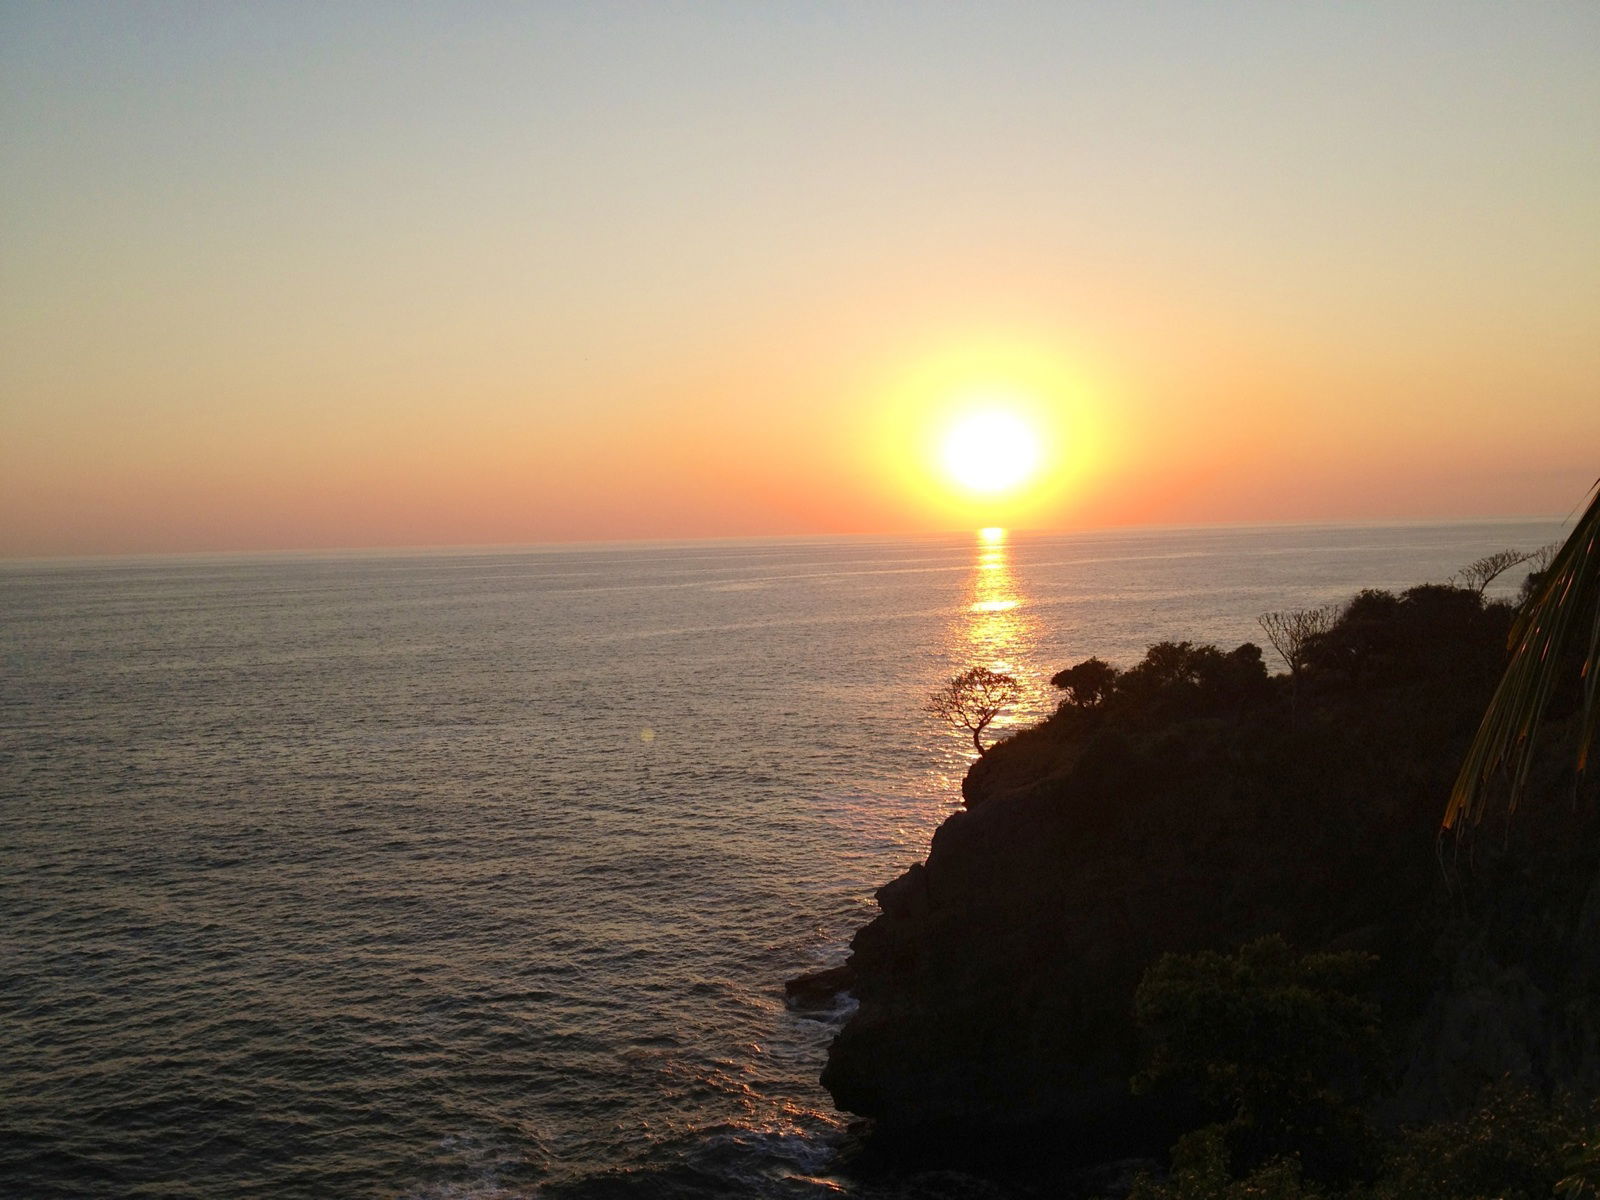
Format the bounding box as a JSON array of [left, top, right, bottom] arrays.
[[3, 3, 1597, 556]]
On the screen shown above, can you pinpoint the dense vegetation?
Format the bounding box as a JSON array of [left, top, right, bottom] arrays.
[[1121, 939, 1599, 1199]]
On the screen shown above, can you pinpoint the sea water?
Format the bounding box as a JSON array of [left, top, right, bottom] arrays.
[[0, 519, 1565, 1198]]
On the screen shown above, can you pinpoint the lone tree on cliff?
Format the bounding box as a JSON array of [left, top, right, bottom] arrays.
[[928, 666, 1021, 756]]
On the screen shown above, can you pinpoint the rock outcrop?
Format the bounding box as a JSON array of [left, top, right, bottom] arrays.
[[816, 586, 1600, 1163]]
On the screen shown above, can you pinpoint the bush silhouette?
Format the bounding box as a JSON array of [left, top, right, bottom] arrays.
[[1133, 936, 1381, 1180], [1051, 656, 1118, 709]]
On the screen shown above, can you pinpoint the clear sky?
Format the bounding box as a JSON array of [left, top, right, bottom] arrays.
[[3, 1, 1596, 555]]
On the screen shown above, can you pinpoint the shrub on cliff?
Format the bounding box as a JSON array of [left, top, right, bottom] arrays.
[[1042, 583, 1513, 739], [1051, 656, 1118, 709], [1127, 1126, 1324, 1200], [1373, 1083, 1596, 1200], [1097, 641, 1272, 725], [1121, 1088, 1600, 1200], [1126, 947, 1597, 1200], [1298, 585, 1511, 691], [1132, 936, 1382, 1181]]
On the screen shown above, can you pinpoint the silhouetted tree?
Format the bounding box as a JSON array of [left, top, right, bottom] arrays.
[[1050, 657, 1118, 709], [1299, 585, 1508, 691], [1111, 641, 1271, 722], [1452, 547, 1536, 596], [1257, 604, 1340, 679], [1516, 542, 1562, 607], [928, 666, 1021, 756], [1199, 643, 1273, 711]]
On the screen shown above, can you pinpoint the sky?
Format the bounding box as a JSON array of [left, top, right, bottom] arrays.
[[2, 1, 1597, 556]]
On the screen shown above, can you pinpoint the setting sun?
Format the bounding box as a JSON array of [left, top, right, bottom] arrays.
[[862, 339, 1110, 531], [941, 410, 1043, 495]]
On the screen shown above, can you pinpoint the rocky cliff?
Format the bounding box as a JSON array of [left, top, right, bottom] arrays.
[[814, 586, 1600, 1163]]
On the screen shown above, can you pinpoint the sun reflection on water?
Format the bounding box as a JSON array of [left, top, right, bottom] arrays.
[[927, 526, 1053, 779], [962, 526, 1033, 686]]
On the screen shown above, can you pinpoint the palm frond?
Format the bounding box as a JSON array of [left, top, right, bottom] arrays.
[[1445, 478, 1600, 830]]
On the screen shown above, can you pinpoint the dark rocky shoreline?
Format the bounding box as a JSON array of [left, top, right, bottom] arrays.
[[799, 583, 1600, 1170]]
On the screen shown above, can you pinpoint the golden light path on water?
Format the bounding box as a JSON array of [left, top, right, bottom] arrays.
[[944, 525, 1047, 756]]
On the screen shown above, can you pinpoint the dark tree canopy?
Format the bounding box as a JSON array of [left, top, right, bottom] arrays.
[[1039, 642, 1273, 730], [1133, 936, 1381, 1176], [1299, 584, 1509, 690], [1050, 657, 1118, 709], [1113, 641, 1271, 721]]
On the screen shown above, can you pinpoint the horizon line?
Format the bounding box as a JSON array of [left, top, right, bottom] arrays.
[[0, 511, 1573, 568]]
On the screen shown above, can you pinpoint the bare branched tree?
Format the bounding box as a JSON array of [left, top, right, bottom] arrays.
[[1451, 548, 1536, 597], [1257, 604, 1341, 678], [928, 666, 1022, 756], [1526, 542, 1561, 575]]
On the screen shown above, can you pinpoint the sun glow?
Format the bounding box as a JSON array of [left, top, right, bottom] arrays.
[[860, 339, 1114, 530], [941, 410, 1042, 495]]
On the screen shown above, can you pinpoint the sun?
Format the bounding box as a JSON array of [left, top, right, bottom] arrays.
[[866, 341, 1104, 524], [940, 409, 1042, 495]]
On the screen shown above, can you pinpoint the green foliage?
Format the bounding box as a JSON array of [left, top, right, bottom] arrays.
[[1373, 1084, 1597, 1200], [1375, 1084, 1572, 1199], [1559, 1132, 1600, 1200], [1133, 937, 1381, 1179], [1128, 1126, 1324, 1200], [1118, 1081, 1600, 1200]]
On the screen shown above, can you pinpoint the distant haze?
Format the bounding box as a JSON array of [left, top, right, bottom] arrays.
[[2, 2, 1596, 555]]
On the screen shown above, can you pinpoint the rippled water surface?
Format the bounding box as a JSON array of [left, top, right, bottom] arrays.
[[0, 520, 1564, 1197]]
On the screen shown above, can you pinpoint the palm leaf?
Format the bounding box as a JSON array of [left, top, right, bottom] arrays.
[[1445, 478, 1600, 830]]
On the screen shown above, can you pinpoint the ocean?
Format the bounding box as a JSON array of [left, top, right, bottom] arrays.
[[0, 519, 1565, 1198]]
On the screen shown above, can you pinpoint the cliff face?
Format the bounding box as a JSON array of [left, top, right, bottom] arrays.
[[819, 588, 1600, 1158]]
